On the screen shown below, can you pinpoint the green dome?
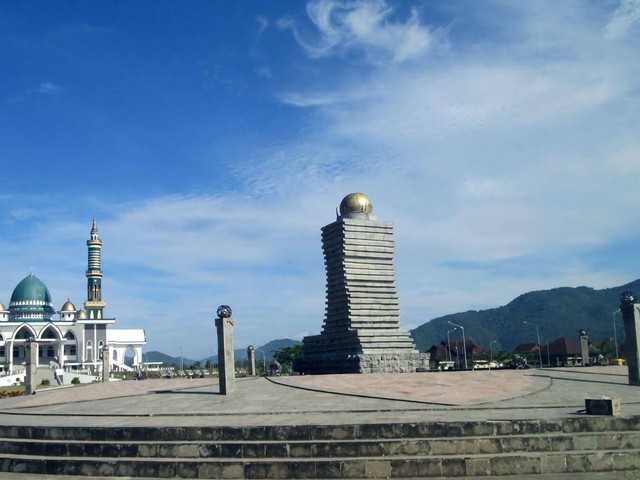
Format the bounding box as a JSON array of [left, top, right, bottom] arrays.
[[9, 273, 55, 321]]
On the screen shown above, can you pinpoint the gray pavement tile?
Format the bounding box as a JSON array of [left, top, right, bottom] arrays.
[[0, 366, 637, 429]]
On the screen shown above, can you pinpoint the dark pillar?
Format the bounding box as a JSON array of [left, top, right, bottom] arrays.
[[620, 290, 640, 386], [215, 305, 235, 395], [247, 345, 256, 376]]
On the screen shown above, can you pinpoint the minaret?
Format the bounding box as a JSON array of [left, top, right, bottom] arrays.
[[84, 218, 106, 320]]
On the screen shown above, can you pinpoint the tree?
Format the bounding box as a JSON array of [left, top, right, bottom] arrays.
[[274, 345, 302, 374]]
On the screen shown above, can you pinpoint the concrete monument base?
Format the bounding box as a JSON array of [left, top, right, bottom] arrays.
[[296, 352, 430, 375]]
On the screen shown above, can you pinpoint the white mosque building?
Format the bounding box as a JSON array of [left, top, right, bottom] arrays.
[[0, 220, 146, 375]]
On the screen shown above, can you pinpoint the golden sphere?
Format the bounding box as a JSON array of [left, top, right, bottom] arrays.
[[339, 192, 373, 216]]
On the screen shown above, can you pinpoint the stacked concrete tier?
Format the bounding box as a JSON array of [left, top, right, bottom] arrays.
[[299, 216, 428, 374], [1, 416, 639, 478]]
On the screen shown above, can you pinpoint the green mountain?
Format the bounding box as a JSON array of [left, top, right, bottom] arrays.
[[143, 339, 302, 367], [203, 338, 302, 364], [141, 351, 196, 367], [410, 278, 640, 353], [257, 339, 302, 359]]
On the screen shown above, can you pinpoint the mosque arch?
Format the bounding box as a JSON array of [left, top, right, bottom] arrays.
[[124, 344, 138, 366], [11, 324, 37, 363], [39, 323, 63, 340], [13, 324, 37, 340], [63, 330, 77, 359]]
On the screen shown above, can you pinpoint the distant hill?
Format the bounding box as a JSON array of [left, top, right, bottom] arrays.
[[142, 338, 302, 367], [203, 338, 302, 364], [410, 278, 640, 353], [257, 339, 302, 359], [139, 351, 196, 367]]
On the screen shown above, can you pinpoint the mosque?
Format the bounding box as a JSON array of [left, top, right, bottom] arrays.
[[0, 220, 146, 375]]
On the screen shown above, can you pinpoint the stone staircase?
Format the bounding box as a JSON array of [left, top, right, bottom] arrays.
[[0, 416, 639, 478]]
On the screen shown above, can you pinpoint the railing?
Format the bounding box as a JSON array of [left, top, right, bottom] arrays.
[[0, 367, 26, 377]]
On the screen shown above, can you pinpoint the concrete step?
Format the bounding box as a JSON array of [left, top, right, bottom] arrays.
[[3, 416, 639, 442], [2, 449, 640, 478], [0, 473, 637, 480], [1, 431, 639, 459], [2, 417, 639, 478]]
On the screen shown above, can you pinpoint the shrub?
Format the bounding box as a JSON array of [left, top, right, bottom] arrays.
[[41, 379, 50, 385], [71, 377, 80, 385], [0, 390, 24, 399]]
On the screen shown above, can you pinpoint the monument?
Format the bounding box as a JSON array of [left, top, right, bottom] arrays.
[[215, 305, 235, 394], [247, 345, 256, 376], [620, 290, 640, 386], [25, 337, 38, 395], [297, 193, 429, 374], [101, 345, 110, 382], [579, 330, 589, 366]]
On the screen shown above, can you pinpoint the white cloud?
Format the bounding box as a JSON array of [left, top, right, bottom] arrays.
[[36, 82, 59, 94], [280, 0, 433, 63], [272, 0, 640, 308], [2, 1, 639, 359], [278, 92, 344, 107], [606, 0, 640, 39]]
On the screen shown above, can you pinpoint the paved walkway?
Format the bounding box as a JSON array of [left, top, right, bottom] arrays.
[[0, 366, 637, 428]]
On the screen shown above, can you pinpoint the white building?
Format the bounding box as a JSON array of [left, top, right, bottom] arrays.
[[0, 220, 145, 374]]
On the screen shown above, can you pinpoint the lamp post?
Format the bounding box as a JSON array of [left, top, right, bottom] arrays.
[[545, 339, 550, 366], [489, 340, 497, 369], [612, 309, 620, 360], [523, 321, 543, 368], [455, 342, 460, 370], [447, 327, 458, 363], [448, 321, 468, 370]]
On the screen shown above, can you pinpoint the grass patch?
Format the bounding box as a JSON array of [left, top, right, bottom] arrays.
[[0, 385, 24, 399]]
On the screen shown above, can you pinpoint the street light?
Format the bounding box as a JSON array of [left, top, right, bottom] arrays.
[[447, 327, 458, 363], [612, 309, 620, 360], [489, 340, 497, 368], [523, 321, 543, 368], [545, 339, 550, 366], [448, 321, 468, 370]]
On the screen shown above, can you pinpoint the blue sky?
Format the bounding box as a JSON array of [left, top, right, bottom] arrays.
[[1, 0, 639, 359]]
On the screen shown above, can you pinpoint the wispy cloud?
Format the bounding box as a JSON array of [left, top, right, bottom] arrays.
[[36, 82, 59, 94], [4, 82, 60, 104], [272, 0, 640, 309], [606, 0, 640, 39], [1, 1, 638, 359], [279, 91, 344, 107], [279, 0, 434, 64]]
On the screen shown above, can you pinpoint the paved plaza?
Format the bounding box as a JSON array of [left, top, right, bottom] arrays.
[[0, 366, 639, 479], [0, 366, 637, 428]]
